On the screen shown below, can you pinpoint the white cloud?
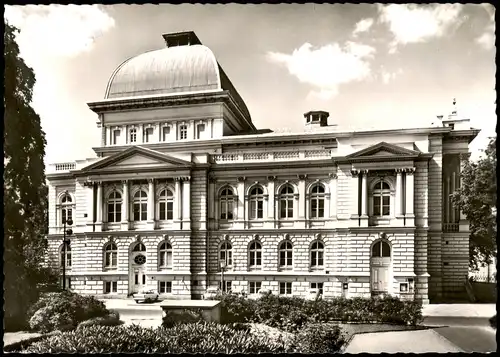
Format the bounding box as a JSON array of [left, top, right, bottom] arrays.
[[267, 41, 376, 100], [381, 68, 403, 84], [378, 4, 463, 51], [353, 18, 374, 36], [476, 4, 495, 50]]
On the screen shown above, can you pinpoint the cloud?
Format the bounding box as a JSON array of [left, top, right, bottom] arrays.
[[267, 41, 376, 100], [378, 4, 463, 52], [353, 18, 374, 36], [4, 5, 115, 65], [476, 4, 495, 50], [380, 68, 403, 84]]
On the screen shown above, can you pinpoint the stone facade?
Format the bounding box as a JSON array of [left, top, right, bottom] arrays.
[[45, 31, 479, 303]]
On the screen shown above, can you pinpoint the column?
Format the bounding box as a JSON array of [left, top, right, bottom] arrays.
[[267, 176, 276, 225], [297, 174, 307, 228], [174, 178, 182, 224], [208, 176, 216, 224], [236, 177, 245, 228], [105, 127, 110, 146], [351, 170, 360, 220], [121, 180, 129, 230], [85, 182, 94, 229], [395, 169, 404, 224], [95, 182, 103, 232], [329, 173, 337, 219], [459, 153, 470, 231], [405, 168, 415, 226], [208, 119, 213, 139], [182, 177, 191, 230], [147, 179, 155, 228], [173, 122, 178, 140], [123, 125, 128, 144], [360, 170, 368, 227]]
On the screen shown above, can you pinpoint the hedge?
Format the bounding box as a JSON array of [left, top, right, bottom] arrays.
[[213, 293, 423, 330]]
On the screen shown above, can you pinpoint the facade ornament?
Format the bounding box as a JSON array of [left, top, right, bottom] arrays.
[[83, 181, 94, 187], [328, 173, 338, 179], [253, 234, 260, 241], [121, 179, 129, 184], [267, 175, 277, 181], [163, 234, 169, 240], [297, 174, 308, 180], [283, 233, 290, 240], [378, 232, 387, 239], [351, 169, 360, 177], [148, 178, 155, 184], [135, 234, 141, 242], [315, 233, 322, 240], [208, 174, 217, 183], [108, 235, 114, 243], [395, 168, 404, 174], [223, 234, 230, 241], [405, 167, 416, 175], [237, 176, 246, 182]]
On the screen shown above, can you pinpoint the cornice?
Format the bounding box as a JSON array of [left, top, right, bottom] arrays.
[[210, 159, 334, 171]]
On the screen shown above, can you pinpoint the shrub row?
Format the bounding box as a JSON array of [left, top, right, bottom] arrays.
[[213, 293, 423, 331], [24, 323, 300, 353], [27, 291, 117, 333]]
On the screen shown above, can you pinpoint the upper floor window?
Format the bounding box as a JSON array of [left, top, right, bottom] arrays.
[[279, 240, 293, 270], [219, 241, 232, 268], [107, 191, 122, 223], [133, 242, 146, 252], [373, 180, 391, 217], [112, 129, 120, 145], [249, 186, 265, 220], [248, 241, 262, 269], [158, 189, 174, 221], [179, 125, 188, 140], [310, 241, 324, 269], [144, 127, 153, 143], [220, 187, 235, 220], [372, 240, 391, 258], [60, 243, 71, 268], [129, 128, 137, 143], [196, 123, 205, 139], [133, 190, 148, 221], [104, 242, 118, 269], [279, 185, 294, 219], [310, 184, 325, 219], [158, 241, 173, 269], [162, 126, 170, 141], [61, 193, 73, 225]]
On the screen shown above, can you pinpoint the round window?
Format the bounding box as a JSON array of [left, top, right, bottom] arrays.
[[134, 254, 146, 265]]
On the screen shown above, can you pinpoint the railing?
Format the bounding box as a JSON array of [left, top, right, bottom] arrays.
[[304, 150, 331, 158], [55, 163, 76, 171], [212, 150, 330, 164], [274, 151, 300, 160], [443, 223, 459, 232]]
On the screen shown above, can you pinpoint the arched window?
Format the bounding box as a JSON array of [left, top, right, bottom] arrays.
[[220, 187, 234, 220], [159, 242, 173, 269], [279, 240, 293, 270], [60, 244, 71, 268], [310, 184, 325, 219], [372, 241, 391, 257], [219, 241, 232, 267], [310, 241, 324, 268], [107, 191, 122, 223], [133, 190, 148, 221], [133, 242, 146, 252], [248, 241, 262, 269], [373, 180, 391, 217], [104, 242, 118, 269], [249, 186, 265, 220], [279, 185, 294, 219], [61, 193, 73, 225], [158, 189, 174, 221]]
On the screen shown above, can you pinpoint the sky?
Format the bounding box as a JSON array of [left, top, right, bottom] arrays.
[[4, 4, 496, 164]]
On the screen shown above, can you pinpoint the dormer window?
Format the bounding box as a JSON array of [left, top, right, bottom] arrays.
[[144, 127, 153, 143], [112, 129, 120, 145], [130, 128, 137, 143], [312, 114, 320, 122], [179, 125, 188, 140], [162, 126, 170, 141]]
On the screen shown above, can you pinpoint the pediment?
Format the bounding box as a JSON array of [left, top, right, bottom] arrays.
[[346, 142, 421, 159], [81, 146, 192, 172]]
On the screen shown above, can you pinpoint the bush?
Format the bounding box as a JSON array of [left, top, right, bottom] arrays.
[[77, 310, 123, 329], [215, 292, 257, 324], [24, 323, 294, 353], [28, 291, 112, 333], [162, 308, 204, 328], [293, 322, 346, 353]]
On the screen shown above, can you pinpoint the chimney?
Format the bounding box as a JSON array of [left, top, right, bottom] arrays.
[[304, 110, 330, 128], [162, 31, 202, 47]]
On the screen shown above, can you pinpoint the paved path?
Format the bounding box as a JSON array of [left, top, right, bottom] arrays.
[[432, 326, 496, 353]]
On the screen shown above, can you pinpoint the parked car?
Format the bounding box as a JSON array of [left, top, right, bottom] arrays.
[[231, 287, 247, 297], [305, 288, 322, 301], [203, 286, 219, 300], [248, 288, 272, 300], [133, 289, 159, 303]]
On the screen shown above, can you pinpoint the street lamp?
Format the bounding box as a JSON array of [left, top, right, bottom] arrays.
[[62, 218, 73, 290], [220, 261, 226, 293]]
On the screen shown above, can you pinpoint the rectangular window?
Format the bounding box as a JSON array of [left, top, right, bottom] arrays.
[[159, 202, 166, 220], [279, 282, 292, 295], [160, 251, 173, 268], [221, 201, 234, 220], [130, 129, 137, 143], [219, 281, 232, 292], [382, 196, 390, 216], [196, 124, 205, 139], [60, 277, 71, 289], [104, 281, 117, 293], [142, 274, 146, 285], [249, 281, 262, 294], [373, 196, 381, 216], [158, 281, 172, 293], [135, 274, 139, 285], [179, 125, 188, 140], [310, 282, 324, 295], [167, 202, 173, 220], [144, 127, 153, 143], [250, 201, 264, 219], [112, 130, 120, 145], [162, 126, 170, 141]]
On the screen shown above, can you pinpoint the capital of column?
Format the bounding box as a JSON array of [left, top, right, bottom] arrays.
[[83, 181, 94, 187], [351, 169, 360, 177], [404, 167, 416, 175], [147, 178, 155, 184], [237, 176, 246, 182], [267, 175, 277, 181], [208, 175, 217, 183], [121, 179, 129, 185], [297, 174, 308, 180], [395, 168, 404, 174], [328, 173, 338, 179]]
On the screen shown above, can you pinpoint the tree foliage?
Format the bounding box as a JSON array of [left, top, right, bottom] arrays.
[[4, 22, 57, 331], [452, 137, 497, 270]]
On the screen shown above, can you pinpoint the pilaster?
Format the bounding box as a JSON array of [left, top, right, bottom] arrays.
[[85, 181, 94, 230], [121, 180, 129, 231], [329, 173, 337, 219], [266, 176, 276, 228], [182, 177, 191, 230], [95, 181, 103, 232], [147, 179, 155, 230], [297, 174, 307, 228], [235, 176, 245, 229], [405, 167, 415, 226], [395, 168, 405, 225], [350, 170, 360, 226], [360, 170, 368, 227], [174, 178, 182, 230]]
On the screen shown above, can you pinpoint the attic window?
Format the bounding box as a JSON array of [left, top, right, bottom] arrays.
[[312, 114, 320, 122], [449, 123, 455, 130], [162, 126, 170, 141], [144, 128, 153, 143], [306, 115, 311, 123]]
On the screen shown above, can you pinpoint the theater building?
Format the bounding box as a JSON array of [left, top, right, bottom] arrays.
[[45, 31, 479, 303]]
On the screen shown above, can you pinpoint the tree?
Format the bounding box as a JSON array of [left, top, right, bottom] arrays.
[[451, 137, 497, 270], [4, 22, 57, 331]]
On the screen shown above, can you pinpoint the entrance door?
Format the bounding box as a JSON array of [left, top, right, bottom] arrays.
[[371, 266, 389, 292], [132, 267, 146, 293]]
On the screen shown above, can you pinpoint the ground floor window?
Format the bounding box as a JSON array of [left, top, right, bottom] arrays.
[[60, 277, 71, 290], [219, 281, 232, 292], [249, 281, 262, 294], [104, 281, 117, 293], [279, 282, 292, 295], [310, 282, 323, 294], [158, 281, 172, 294]]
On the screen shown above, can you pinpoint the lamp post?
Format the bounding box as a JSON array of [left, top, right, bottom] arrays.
[[220, 261, 226, 293], [62, 218, 73, 290]]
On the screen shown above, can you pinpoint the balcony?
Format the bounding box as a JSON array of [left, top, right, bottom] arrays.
[[211, 150, 331, 164], [47, 158, 101, 174], [443, 223, 459, 232]]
